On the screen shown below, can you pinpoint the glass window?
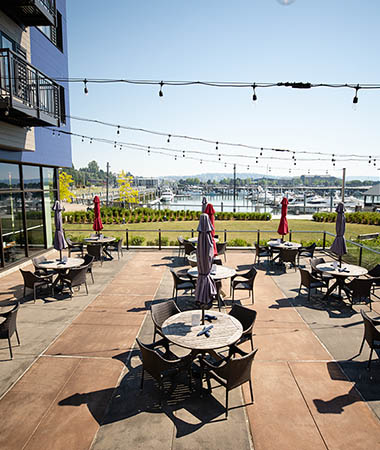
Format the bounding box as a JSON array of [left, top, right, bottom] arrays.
[[0, 192, 26, 265], [23, 165, 41, 190], [24, 191, 45, 255], [43, 167, 56, 191], [0, 163, 21, 190], [44, 188, 57, 248]]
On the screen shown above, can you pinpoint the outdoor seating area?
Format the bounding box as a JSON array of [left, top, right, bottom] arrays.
[[1, 243, 380, 449]]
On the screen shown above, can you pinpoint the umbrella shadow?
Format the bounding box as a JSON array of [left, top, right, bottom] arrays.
[[58, 349, 227, 438]]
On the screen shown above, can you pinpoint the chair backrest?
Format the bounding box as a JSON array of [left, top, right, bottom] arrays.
[[32, 255, 47, 267], [178, 236, 185, 245], [348, 278, 375, 301], [20, 269, 43, 288], [136, 338, 174, 382], [245, 267, 258, 286], [216, 242, 227, 255], [0, 303, 19, 339], [87, 244, 102, 260], [255, 243, 267, 256], [81, 254, 95, 267], [229, 304, 257, 333], [361, 309, 380, 347], [368, 264, 380, 278], [65, 266, 88, 286], [117, 239, 123, 251], [279, 248, 298, 263], [151, 300, 180, 329], [299, 268, 312, 288], [184, 242, 196, 256], [217, 348, 258, 391], [65, 236, 74, 247], [170, 269, 183, 287]]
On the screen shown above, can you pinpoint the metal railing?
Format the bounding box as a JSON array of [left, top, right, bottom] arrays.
[[37, 0, 56, 15], [0, 48, 60, 122]]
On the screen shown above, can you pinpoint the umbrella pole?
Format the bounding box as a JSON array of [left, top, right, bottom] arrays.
[[339, 255, 342, 268], [59, 249, 62, 261], [201, 306, 205, 325]]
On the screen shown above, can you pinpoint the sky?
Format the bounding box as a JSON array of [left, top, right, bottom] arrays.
[[66, 0, 380, 180]]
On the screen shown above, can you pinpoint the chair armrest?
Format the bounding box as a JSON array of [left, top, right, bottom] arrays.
[[228, 344, 248, 358], [201, 357, 228, 370]]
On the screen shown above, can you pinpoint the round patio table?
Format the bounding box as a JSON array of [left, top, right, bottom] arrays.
[[188, 265, 236, 310], [162, 310, 242, 351], [84, 236, 115, 259], [34, 257, 84, 270], [267, 240, 301, 263], [187, 236, 219, 244], [316, 262, 368, 300]]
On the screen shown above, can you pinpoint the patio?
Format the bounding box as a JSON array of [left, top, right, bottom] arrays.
[[0, 248, 380, 449]]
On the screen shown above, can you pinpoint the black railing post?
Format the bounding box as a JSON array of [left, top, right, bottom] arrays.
[[323, 231, 326, 250], [191, 228, 194, 238], [257, 230, 260, 245], [289, 230, 292, 242], [224, 229, 227, 243], [126, 229, 129, 250], [159, 229, 162, 250], [359, 245, 363, 266]]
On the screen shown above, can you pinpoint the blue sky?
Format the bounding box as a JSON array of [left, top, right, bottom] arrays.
[[66, 0, 380, 179]]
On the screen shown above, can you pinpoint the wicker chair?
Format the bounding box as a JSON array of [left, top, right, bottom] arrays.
[[107, 239, 123, 260], [358, 309, 380, 370], [184, 241, 196, 259], [230, 267, 257, 303], [345, 277, 379, 310], [201, 345, 258, 418], [136, 337, 193, 404], [170, 269, 195, 301], [81, 254, 95, 283], [86, 243, 103, 265], [367, 264, 380, 293], [298, 268, 326, 302], [151, 300, 181, 343], [228, 304, 257, 350], [65, 236, 84, 257], [297, 243, 316, 265], [20, 269, 52, 302], [177, 236, 185, 257], [279, 248, 298, 271], [216, 242, 227, 262], [0, 303, 20, 359], [254, 244, 271, 265], [59, 266, 89, 298], [32, 255, 55, 277]]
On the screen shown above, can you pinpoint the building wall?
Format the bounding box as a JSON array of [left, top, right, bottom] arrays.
[[0, 0, 72, 168]]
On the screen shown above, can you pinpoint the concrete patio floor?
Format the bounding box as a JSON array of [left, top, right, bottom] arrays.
[[0, 249, 380, 449]]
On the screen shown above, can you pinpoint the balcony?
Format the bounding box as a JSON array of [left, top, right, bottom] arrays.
[[0, 0, 56, 27], [0, 48, 61, 127]]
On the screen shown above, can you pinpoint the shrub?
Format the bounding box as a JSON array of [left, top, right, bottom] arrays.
[[155, 236, 169, 246], [227, 238, 251, 247], [130, 235, 145, 246]]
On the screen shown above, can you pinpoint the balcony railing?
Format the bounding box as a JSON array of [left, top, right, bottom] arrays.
[[0, 48, 61, 127], [1, 0, 56, 27]]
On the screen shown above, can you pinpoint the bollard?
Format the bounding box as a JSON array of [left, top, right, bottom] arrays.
[[191, 228, 194, 238], [257, 230, 260, 246]]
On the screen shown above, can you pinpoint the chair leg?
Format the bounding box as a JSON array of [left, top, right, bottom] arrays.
[[251, 289, 254, 304], [232, 288, 235, 302], [308, 289, 311, 302], [358, 336, 365, 355], [140, 369, 144, 390], [15, 329, 20, 345], [250, 336, 254, 351], [8, 337, 13, 359], [91, 271, 94, 284], [33, 286, 36, 304], [368, 348, 374, 370], [225, 390, 229, 418], [249, 380, 254, 403], [85, 282, 88, 295]]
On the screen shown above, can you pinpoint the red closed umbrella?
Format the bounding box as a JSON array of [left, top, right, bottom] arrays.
[[277, 197, 289, 238], [93, 196, 103, 234], [204, 203, 217, 256]]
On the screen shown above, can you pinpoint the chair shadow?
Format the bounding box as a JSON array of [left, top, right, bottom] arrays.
[[58, 348, 227, 438], [313, 360, 380, 414]]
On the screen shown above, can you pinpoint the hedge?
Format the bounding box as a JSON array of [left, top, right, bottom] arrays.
[[313, 211, 380, 225]]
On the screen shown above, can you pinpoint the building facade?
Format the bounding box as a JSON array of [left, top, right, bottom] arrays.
[[0, 0, 71, 270]]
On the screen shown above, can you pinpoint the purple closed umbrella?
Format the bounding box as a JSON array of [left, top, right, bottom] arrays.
[[201, 197, 207, 213], [330, 202, 347, 265], [53, 200, 67, 261], [195, 214, 217, 324]]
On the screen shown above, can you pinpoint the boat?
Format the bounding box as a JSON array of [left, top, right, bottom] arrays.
[[160, 187, 174, 202]]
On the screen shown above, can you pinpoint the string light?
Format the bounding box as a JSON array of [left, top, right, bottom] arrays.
[[83, 79, 88, 95], [117, 126, 120, 135], [260, 148, 263, 156], [182, 150, 185, 157], [252, 84, 257, 102], [114, 141, 117, 148], [353, 84, 359, 105], [147, 146, 150, 155], [247, 165, 250, 170], [218, 154, 221, 161], [216, 141, 219, 151], [167, 134, 171, 143], [158, 81, 164, 97], [175, 155, 177, 161], [81, 136, 84, 142], [200, 159, 202, 164]]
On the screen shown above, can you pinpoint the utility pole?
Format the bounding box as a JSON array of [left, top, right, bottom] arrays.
[[106, 162, 109, 206], [233, 164, 236, 212], [342, 167, 346, 203]]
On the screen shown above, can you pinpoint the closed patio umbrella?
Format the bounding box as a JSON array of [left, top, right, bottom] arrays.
[[93, 196, 103, 235], [204, 202, 217, 256], [330, 202, 347, 266], [195, 214, 217, 324], [202, 196, 207, 213], [53, 200, 67, 261], [277, 197, 289, 239]]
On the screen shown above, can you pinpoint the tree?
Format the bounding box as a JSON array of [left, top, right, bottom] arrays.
[[88, 160, 99, 174], [117, 171, 139, 207], [59, 171, 76, 202]]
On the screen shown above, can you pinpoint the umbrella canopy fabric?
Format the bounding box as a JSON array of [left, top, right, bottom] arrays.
[[277, 197, 289, 236], [204, 203, 217, 256], [195, 214, 217, 305], [93, 196, 103, 232], [330, 202, 347, 256], [201, 197, 208, 213], [53, 200, 67, 253]]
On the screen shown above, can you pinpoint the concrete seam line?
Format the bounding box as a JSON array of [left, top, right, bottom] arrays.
[[239, 385, 255, 450]]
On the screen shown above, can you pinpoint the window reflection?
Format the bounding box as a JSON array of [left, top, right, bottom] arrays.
[[24, 191, 45, 255], [23, 165, 41, 190], [43, 167, 56, 191], [0, 192, 25, 265], [44, 189, 57, 248], [0, 163, 20, 190]]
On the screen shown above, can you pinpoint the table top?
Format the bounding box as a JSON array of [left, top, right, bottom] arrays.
[[162, 310, 243, 351], [187, 236, 219, 244], [35, 257, 84, 270], [268, 240, 301, 249], [316, 262, 368, 277], [188, 265, 236, 281], [84, 236, 115, 244]]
